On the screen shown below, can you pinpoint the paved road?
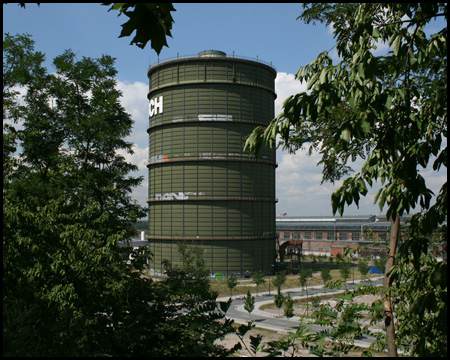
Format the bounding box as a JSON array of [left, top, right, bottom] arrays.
[[219, 277, 384, 348]]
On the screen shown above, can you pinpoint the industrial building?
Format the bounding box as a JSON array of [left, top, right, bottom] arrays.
[[276, 214, 446, 261], [146, 50, 277, 276], [276, 215, 392, 258]]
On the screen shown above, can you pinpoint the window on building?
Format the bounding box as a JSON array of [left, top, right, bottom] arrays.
[[316, 232, 323, 240], [305, 231, 311, 240], [327, 232, 334, 240], [339, 232, 347, 241], [352, 233, 360, 241]]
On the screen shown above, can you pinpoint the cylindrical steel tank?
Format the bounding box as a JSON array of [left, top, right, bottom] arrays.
[[147, 50, 277, 276]]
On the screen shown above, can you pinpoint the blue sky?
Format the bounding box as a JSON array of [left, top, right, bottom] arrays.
[[4, 3, 447, 217]]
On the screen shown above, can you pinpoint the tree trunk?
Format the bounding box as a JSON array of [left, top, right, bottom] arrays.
[[383, 215, 400, 357]]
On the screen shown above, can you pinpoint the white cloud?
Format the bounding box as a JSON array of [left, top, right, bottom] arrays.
[[115, 80, 149, 210], [116, 80, 149, 146], [274, 72, 341, 216], [273, 72, 387, 216], [117, 74, 447, 218], [275, 72, 307, 116]]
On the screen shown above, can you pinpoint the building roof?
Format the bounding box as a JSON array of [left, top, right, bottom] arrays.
[[275, 214, 414, 232]]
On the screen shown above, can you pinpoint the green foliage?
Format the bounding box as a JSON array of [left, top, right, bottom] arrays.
[[3, 33, 241, 357], [3, 196, 150, 356], [162, 242, 213, 305], [259, 318, 362, 357], [3, 33, 147, 356], [252, 271, 266, 294], [339, 263, 351, 283], [284, 293, 294, 321], [373, 257, 387, 274], [244, 289, 255, 320], [245, 3, 447, 222], [320, 267, 332, 289], [388, 218, 447, 356], [357, 258, 370, 280], [311, 287, 383, 356], [133, 219, 148, 231], [232, 322, 263, 356], [274, 287, 285, 317], [272, 270, 287, 289], [244, 3, 447, 356], [260, 323, 316, 357], [310, 296, 321, 311], [226, 274, 239, 297], [157, 243, 238, 357], [103, 3, 176, 53], [299, 267, 313, 289]]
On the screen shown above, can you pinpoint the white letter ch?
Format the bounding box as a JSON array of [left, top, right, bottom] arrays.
[[149, 96, 163, 117]]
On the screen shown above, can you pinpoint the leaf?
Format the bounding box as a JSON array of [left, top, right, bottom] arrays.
[[331, 191, 341, 215], [372, 27, 380, 38], [384, 94, 393, 109], [340, 128, 351, 142], [360, 118, 370, 134], [111, 3, 176, 53], [250, 334, 263, 353], [357, 62, 364, 79], [307, 71, 320, 90], [320, 67, 328, 84], [392, 35, 401, 56], [358, 178, 368, 195]]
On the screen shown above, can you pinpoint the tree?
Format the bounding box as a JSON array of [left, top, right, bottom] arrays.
[[227, 274, 239, 298], [272, 270, 287, 290], [3, 34, 240, 357], [320, 268, 332, 291], [162, 242, 212, 306], [339, 263, 351, 286], [284, 293, 294, 328], [310, 296, 321, 312], [244, 289, 255, 320], [374, 257, 387, 274], [274, 287, 285, 318], [299, 267, 313, 291], [252, 272, 266, 294], [245, 4, 447, 356], [159, 243, 237, 357], [358, 259, 370, 281], [3, 33, 147, 356]]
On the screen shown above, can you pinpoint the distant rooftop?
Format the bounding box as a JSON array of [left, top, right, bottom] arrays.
[[275, 214, 417, 231], [276, 214, 415, 222], [277, 215, 377, 222]]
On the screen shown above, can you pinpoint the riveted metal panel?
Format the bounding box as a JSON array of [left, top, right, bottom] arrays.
[[147, 52, 277, 276]]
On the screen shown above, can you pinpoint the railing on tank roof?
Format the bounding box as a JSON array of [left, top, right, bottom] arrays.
[[148, 52, 277, 72]]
